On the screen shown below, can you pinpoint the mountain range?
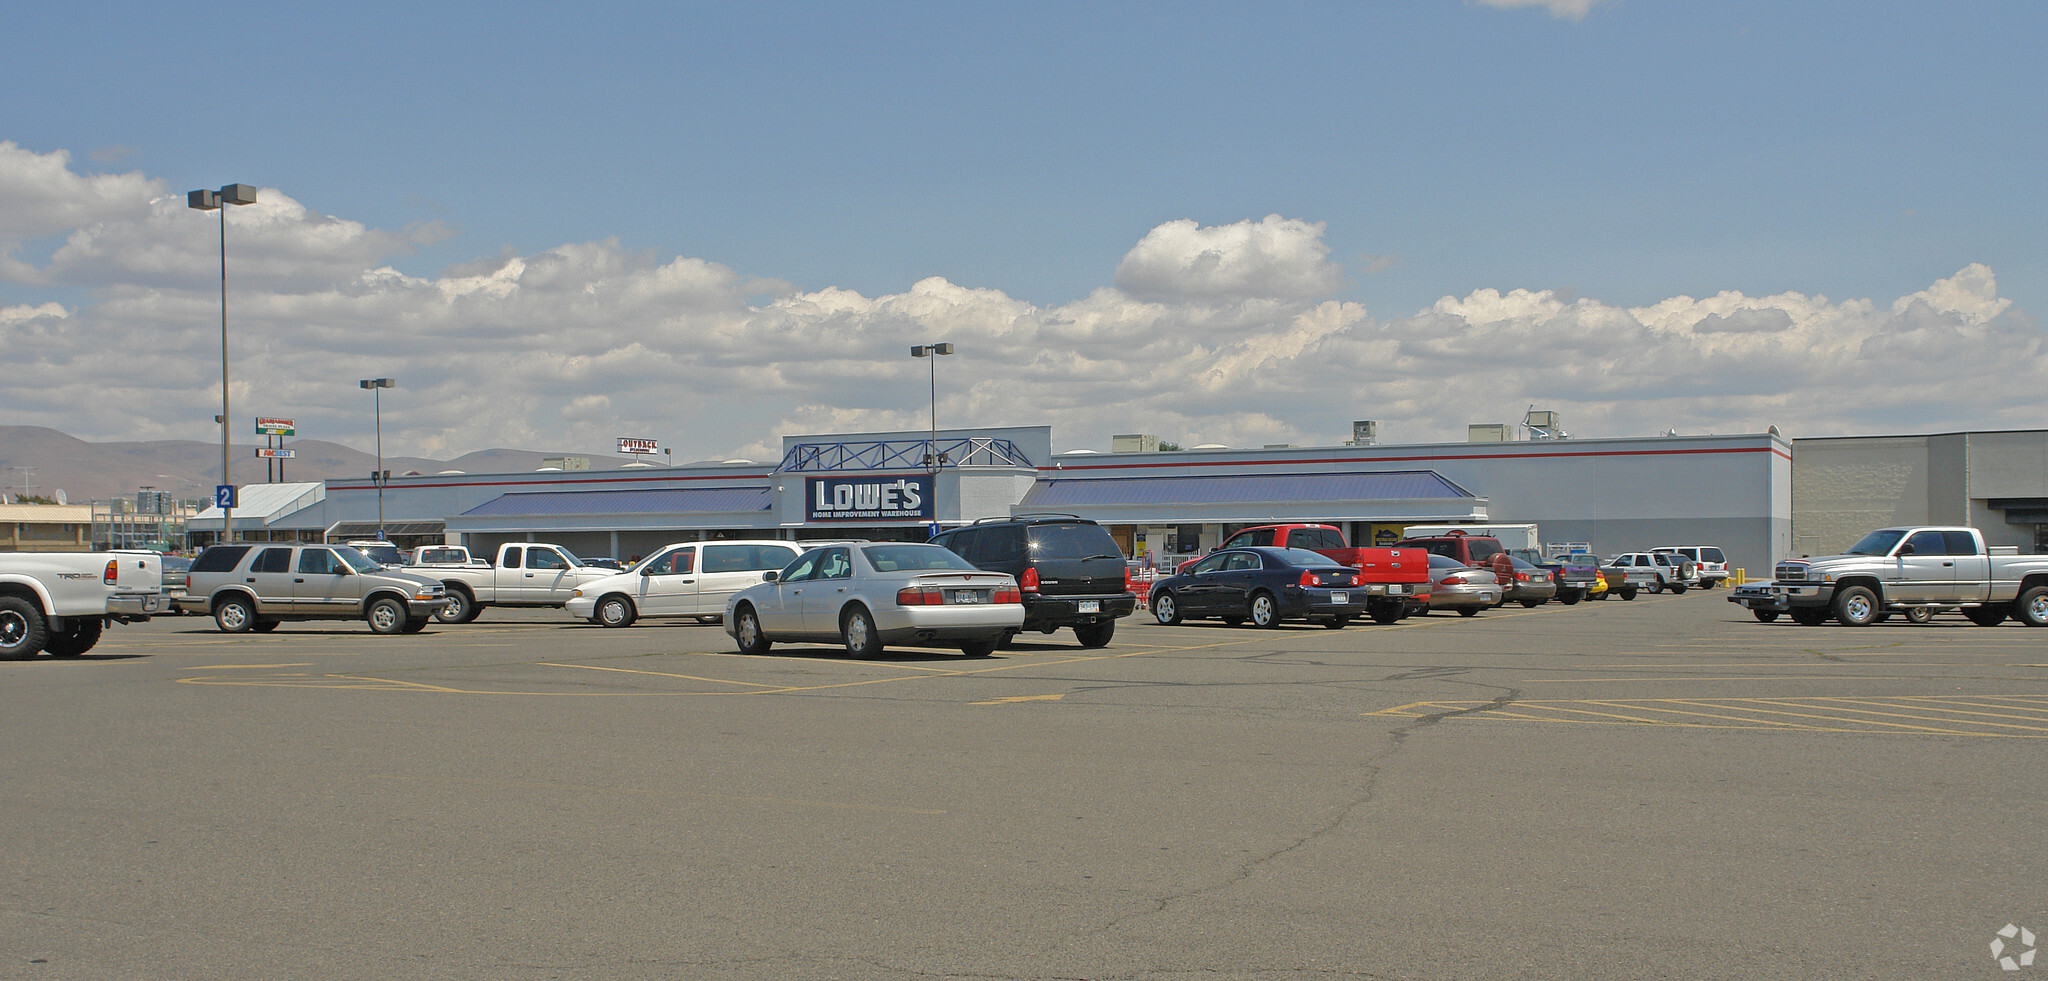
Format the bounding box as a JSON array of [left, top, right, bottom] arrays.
[[0, 426, 652, 505]]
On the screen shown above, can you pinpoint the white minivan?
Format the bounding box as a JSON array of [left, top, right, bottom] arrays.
[[566, 540, 809, 627]]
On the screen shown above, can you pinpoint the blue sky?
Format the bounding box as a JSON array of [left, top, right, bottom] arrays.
[[2, 1, 2044, 461]]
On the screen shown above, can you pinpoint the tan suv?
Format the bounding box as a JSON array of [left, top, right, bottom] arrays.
[[178, 543, 448, 634]]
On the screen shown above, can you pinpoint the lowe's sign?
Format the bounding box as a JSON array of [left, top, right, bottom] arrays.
[[806, 475, 934, 522]]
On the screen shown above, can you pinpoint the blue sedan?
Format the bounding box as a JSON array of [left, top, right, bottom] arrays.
[[1148, 546, 1370, 628]]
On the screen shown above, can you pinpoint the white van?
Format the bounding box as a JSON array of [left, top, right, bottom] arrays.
[[565, 539, 810, 627]]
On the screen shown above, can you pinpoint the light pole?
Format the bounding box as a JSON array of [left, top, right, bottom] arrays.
[[909, 343, 954, 471], [189, 183, 258, 543], [359, 378, 395, 537]]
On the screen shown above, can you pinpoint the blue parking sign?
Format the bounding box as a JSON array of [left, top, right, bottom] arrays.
[[215, 484, 237, 508]]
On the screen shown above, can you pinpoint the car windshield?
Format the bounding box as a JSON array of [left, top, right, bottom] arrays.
[[1026, 524, 1122, 560], [1844, 529, 1906, 556], [862, 544, 981, 573], [331, 546, 385, 574], [1279, 548, 1343, 568], [1509, 556, 1540, 570], [357, 545, 404, 565]]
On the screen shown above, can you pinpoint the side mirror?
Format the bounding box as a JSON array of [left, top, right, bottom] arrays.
[[762, 571, 779, 582], [641, 566, 657, 577], [1896, 543, 1916, 556]]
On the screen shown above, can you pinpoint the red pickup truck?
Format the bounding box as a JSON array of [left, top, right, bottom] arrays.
[[1182, 524, 1431, 623]]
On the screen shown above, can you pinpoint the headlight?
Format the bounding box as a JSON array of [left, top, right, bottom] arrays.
[[572, 589, 584, 597], [414, 591, 437, 601]]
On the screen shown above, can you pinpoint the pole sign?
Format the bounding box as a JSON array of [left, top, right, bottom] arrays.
[[617, 437, 659, 455], [806, 475, 933, 522], [255, 447, 295, 459], [255, 417, 295, 436], [215, 485, 237, 508]]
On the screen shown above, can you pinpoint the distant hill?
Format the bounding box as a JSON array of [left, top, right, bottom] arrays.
[[0, 426, 639, 505]]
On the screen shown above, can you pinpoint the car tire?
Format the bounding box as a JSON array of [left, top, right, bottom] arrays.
[[1151, 591, 1182, 625], [434, 588, 472, 624], [2013, 586, 2048, 627], [1457, 606, 1480, 617], [366, 597, 407, 635], [43, 617, 102, 657], [1619, 588, 1638, 601], [1520, 599, 1543, 608], [214, 596, 256, 634], [1321, 618, 1349, 629], [1752, 610, 1780, 623], [1074, 621, 1115, 648], [1832, 585, 1879, 627], [733, 605, 771, 655], [1370, 605, 1402, 624], [1647, 580, 1664, 594], [1904, 607, 1935, 624], [1964, 604, 2010, 626], [251, 619, 281, 633], [841, 605, 884, 659], [596, 595, 637, 628], [695, 615, 722, 625], [1790, 608, 1831, 626], [0, 596, 48, 660], [1671, 582, 1688, 594], [1220, 615, 1246, 626], [1248, 592, 1280, 628], [402, 617, 430, 634], [1558, 590, 1583, 605], [958, 639, 998, 657], [1700, 579, 1718, 590]]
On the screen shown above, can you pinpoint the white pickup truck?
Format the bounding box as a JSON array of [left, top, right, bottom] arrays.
[[1, 550, 165, 659], [1729, 525, 2048, 627], [405, 543, 616, 623]]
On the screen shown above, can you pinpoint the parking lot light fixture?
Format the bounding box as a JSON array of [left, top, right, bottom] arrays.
[[359, 378, 396, 536], [909, 342, 954, 471], [189, 183, 257, 543]]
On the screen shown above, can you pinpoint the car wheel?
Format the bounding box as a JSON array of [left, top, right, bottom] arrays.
[[251, 619, 281, 633], [434, 588, 471, 624], [1790, 608, 1831, 626], [1832, 585, 1879, 627], [959, 639, 998, 657], [366, 597, 407, 635], [1752, 610, 1780, 623], [401, 617, 430, 634], [733, 605, 772, 655], [1519, 599, 1542, 608], [1074, 621, 1115, 648], [1904, 607, 1935, 624], [841, 605, 884, 659], [1558, 590, 1582, 605], [695, 615, 723, 625], [0, 596, 48, 660], [1671, 582, 1688, 594], [1647, 580, 1664, 594], [1369, 605, 1402, 624], [1151, 591, 1182, 625], [1321, 618, 1349, 629], [1964, 604, 2011, 627], [1619, 588, 1638, 601], [43, 617, 102, 657], [1457, 606, 1480, 617], [596, 595, 637, 628], [214, 596, 256, 634], [2012, 586, 2048, 627], [1700, 579, 1718, 590], [1220, 615, 1246, 626], [1248, 592, 1279, 628]]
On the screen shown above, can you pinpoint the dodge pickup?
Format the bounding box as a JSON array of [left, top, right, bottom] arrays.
[[0, 550, 164, 658], [1728, 526, 2048, 627], [1190, 524, 1431, 623], [407, 543, 617, 623]]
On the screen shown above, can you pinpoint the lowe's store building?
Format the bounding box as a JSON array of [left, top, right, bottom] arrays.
[[196, 424, 1795, 579]]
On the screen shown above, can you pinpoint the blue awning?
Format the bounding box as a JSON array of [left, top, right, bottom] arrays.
[[461, 486, 774, 518]]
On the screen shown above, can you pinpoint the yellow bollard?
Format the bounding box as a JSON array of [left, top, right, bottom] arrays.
[[1734, 568, 1746, 585]]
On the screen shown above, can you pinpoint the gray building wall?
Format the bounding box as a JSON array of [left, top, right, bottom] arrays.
[[1792, 430, 2048, 555]]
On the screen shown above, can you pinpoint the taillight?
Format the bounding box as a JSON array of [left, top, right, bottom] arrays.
[[1020, 567, 1040, 593], [1123, 565, 1132, 592], [993, 585, 1022, 604], [104, 559, 119, 585], [896, 586, 943, 606]]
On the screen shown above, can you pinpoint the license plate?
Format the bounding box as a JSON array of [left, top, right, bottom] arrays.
[[953, 590, 982, 604], [1330, 591, 1348, 605], [1387, 584, 1407, 595], [1077, 600, 1100, 613]]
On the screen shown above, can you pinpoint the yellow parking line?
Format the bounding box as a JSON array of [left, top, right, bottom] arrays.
[[188, 663, 313, 669], [1713, 699, 1987, 735], [1590, 699, 1824, 728], [537, 662, 784, 688], [1784, 696, 2048, 733]]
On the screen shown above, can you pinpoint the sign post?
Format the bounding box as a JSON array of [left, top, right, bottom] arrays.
[[255, 418, 294, 482]]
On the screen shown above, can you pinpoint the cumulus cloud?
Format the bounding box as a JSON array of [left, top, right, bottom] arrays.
[[1472, 0, 1619, 19], [0, 142, 161, 241], [0, 146, 2041, 462], [1113, 214, 1345, 302]]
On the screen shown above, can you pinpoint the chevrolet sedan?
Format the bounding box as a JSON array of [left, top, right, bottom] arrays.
[[1148, 546, 1370, 628], [725, 543, 1024, 658]]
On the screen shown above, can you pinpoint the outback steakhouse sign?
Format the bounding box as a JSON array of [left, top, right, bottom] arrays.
[[806, 475, 933, 522], [617, 437, 659, 455]]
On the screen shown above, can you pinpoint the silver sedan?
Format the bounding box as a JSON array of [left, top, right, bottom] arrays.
[[725, 543, 1025, 658]]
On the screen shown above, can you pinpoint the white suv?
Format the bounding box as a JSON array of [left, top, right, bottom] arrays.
[[1652, 545, 1729, 589], [1609, 551, 1696, 594]]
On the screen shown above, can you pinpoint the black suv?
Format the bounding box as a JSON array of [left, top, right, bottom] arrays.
[[929, 515, 1136, 647]]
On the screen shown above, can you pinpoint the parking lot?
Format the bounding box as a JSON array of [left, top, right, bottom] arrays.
[[5, 592, 2044, 980]]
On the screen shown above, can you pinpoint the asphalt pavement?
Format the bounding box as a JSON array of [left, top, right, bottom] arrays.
[[3, 591, 2043, 980]]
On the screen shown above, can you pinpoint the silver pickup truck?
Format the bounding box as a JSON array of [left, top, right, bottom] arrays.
[[1729, 525, 2048, 627], [1, 550, 164, 658]]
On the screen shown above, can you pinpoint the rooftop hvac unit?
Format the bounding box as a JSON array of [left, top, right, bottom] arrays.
[[1468, 423, 1511, 443], [1522, 408, 1568, 440], [1111, 434, 1161, 453], [1352, 420, 1378, 446]]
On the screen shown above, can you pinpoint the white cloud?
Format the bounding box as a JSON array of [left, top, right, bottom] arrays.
[[0, 141, 161, 241], [1113, 214, 1345, 302], [1471, 0, 1619, 20], [1, 146, 2042, 460]]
